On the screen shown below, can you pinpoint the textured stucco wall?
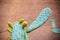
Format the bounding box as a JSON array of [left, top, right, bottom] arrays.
[[0, 0, 60, 40]]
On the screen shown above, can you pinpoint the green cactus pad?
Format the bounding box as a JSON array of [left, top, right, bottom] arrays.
[[52, 29, 60, 34], [51, 19, 60, 34], [26, 8, 51, 33], [11, 21, 28, 40]]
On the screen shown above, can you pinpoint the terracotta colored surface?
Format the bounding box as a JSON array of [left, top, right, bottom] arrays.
[[0, 0, 60, 40]]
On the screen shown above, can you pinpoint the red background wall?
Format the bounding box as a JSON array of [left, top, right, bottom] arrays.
[[0, 0, 60, 40]]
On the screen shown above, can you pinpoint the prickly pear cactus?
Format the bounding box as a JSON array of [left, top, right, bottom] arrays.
[[7, 8, 51, 40], [8, 19, 28, 40]]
